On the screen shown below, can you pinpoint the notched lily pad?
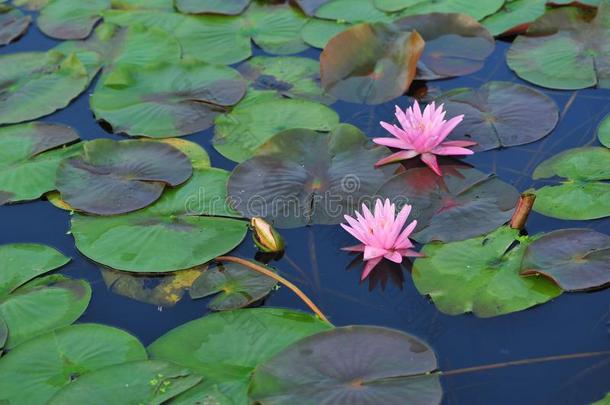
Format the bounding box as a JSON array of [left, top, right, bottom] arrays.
[[0, 122, 81, 203], [56, 139, 193, 215], [91, 60, 246, 138], [437, 81, 558, 151], [412, 226, 562, 317], [37, 0, 109, 39], [320, 22, 424, 105], [0, 5, 30, 45], [176, 0, 250, 15], [377, 166, 520, 243], [521, 229, 610, 291], [532, 147, 610, 220], [228, 124, 394, 228], [250, 326, 442, 405], [190, 260, 277, 311]]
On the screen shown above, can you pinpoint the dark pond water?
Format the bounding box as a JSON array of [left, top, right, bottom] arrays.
[[2, 22, 609, 405]]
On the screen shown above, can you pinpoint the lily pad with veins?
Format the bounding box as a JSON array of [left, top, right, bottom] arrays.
[[227, 124, 394, 228], [437, 81, 558, 151], [397, 0, 505, 20], [0, 5, 30, 46]]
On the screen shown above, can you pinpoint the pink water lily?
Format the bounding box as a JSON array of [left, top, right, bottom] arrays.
[[341, 198, 422, 281], [373, 100, 476, 175]]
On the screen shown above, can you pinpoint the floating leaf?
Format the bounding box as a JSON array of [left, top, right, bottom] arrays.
[[397, 0, 505, 20], [437, 81, 558, 151], [316, 0, 393, 22], [250, 326, 442, 404], [91, 60, 246, 138], [37, 0, 109, 39], [481, 0, 547, 36], [394, 13, 495, 80], [320, 23, 424, 104], [377, 166, 520, 243], [0, 324, 147, 404], [176, 0, 250, 15], [0, 122, 81, 203], [148, 308, 332, 403], [0, 51, 89, 124], [373, 0, 422, 12], [301, 18, 350, 48], [507, 4, 610, 89], [521, 229, 610, 291], [12, 0, 49, 10], [0, 244, 91, 349], [293, 0, 332, 15], [228, 124, 394, 228], [71, 168, 248, 272], [0, 5, 30, 46], [238, 56, 335, 104], [598, 113, 610, 148], [48, 360, 202, 404], [533, 147, 610, 220], [0, 316, 6, 354], [56, 139, 192, 215], [412, 226, 562, 317], [213, 98, 339, 162], [190, 261, 277, 311]]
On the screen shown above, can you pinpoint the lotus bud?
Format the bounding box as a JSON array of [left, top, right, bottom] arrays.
[[251, 217, 285, 253]]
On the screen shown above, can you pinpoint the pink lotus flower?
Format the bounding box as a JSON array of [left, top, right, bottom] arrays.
[[341, 198, 422, 280], [373, 101, 476, 175]]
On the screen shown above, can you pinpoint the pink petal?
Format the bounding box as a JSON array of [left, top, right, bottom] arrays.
[[421, 153, 442, 176], [373, 136, 409, 149], [384, 251, 403, 263], [395, 219, 418, 248], [436, 115, 464, 142], [431, 146, 474, 156], [364, 245, 387, 260], [342, 244, 365, 252], [440, 140, 478, 147], [400, 249, 424, 257], [361, 257, 382, 280], [340, 223, 365, 243], [374, 150, 419, 168]]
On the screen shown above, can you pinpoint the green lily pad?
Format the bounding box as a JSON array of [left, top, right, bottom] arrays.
[[250, 326, 442, 404], [377, 166, 520, 243], [0, 323, 147, 404], [437, 81, 558, 151], [320, 22, 424, 104], [507, 4, 610, 90], [0, 316, 6, 354], [532, 147, 610, 220], [110, 0, 174, 10], [0, 122, 82, 203], [12, 0, 49, 10], [592, 393, 610, 405], [412, 226, 562, 317], [316, 0, 394, 22], [71, 167, 248, 272], [0, 5, 30, 46], [213, 98, 339, 162], [598, 113, 610, 148], [398, 0, 505, 20], [394, 13, 495, 80], [0, 51, 89, 124], [293, 0, 332, 15], [48, 360, 202, 405], [481, 0, 547, 36], [373, 0, 423, 12], [176, 0, 250, 15], [37, 0, 109, 39], [238, 56, 335, 104], [521, 229, 610, 291], [148, 308, 332, 403], [56, 139, 193, 215], [228, 124, 394, 228], [301, 18, 350, 48], [190, 261, 277, 311], [91, 60, 246, 138], [0, 243, 91, 349]]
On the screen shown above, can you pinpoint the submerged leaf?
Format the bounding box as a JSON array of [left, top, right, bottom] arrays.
[[0, 4, 30, 46]]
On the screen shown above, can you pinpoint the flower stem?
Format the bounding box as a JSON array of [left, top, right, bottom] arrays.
[[215, 256, 331, 324], [510, 191, 536, 230]]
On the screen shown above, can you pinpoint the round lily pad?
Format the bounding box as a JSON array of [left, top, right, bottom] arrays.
[[0, 122, 81, 203], [394, 13, 495, 80], [189, 260, 277, 311], [398, 0, 505, 20], [0, 4, 30, 46], [148, 308, 332, 404], [228, 124, 394, 228], [0, 324, 147, 404], [238, 56, 335, 104], [71, 168, 248, 272], [0, 243, 91, 349], [56, 139, 193, 215], [213, 98, 339, 163], [0, 50, 89, 124], [507, 4, 610, 89], [412, 226, 562, 317], [377, 166, 520, 243], [91, 60, 246, 138], [37, 0, 109, 40], [521, 229, 610, 291], [480, 0, 547, 36], [250, 326, 442, 405], [48, 360, 203, 405], [437, 81, 558, 151], [532, 147, 610, 220], [598, 113, 610, 148], [176, 0, 250, 15], [320, 22, 424, 104]]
